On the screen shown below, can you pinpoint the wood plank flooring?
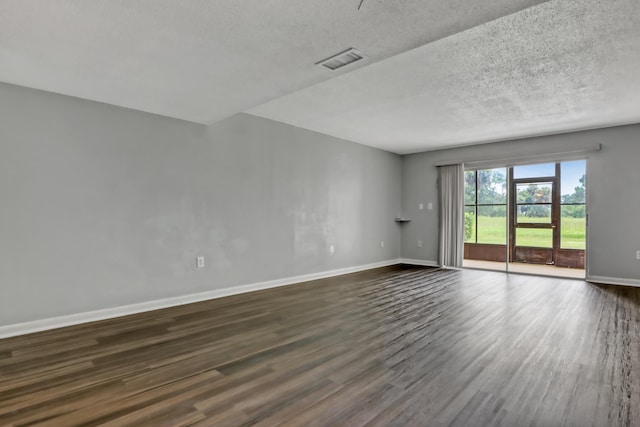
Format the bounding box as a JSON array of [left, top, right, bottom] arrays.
[[1, 266, 639, 426]]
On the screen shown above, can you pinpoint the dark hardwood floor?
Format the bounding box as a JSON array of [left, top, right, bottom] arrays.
[[1, 266, 639, 426]]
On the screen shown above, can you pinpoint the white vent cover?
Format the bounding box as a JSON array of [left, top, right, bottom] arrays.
[[316, 48, 365, 70]]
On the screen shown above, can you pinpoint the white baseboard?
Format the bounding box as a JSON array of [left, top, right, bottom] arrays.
[[0, 259, 402, 339], [586, 275, 640, 288], [400, 258, 441, 268]]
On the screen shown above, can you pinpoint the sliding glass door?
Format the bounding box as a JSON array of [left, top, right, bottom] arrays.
[[463, 160, 586, 278]]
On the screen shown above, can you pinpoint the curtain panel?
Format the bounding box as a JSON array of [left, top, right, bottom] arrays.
[[438, 164, 464, 267]]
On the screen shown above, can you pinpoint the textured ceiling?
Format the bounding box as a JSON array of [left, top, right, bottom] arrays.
[[250, 0, 640, 154], [0, 0, 542, 125]]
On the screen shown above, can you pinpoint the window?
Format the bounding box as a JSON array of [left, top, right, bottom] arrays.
[[464, 168, 507, 245], [513, 163, 555, 179], [515, 182, 553, 224], [560, 160, 586, 249]]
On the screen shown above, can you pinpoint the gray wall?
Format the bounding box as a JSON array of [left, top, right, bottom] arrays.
[[401, 125, 640, 282], [0, 82, 402, 326]]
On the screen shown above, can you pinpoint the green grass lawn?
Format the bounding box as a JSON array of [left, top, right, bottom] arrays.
[[466, 216, 585, 249]]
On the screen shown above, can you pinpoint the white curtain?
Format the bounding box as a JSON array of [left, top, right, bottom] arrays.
[[438, 164, 465, 268]]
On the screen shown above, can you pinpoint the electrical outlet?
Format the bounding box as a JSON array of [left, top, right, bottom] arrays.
[[417, 240, 422, 248], [196, 256, 205, 269], [427, 202, 433, 210], [329, 245, 335, 254], [381, 241, 385, 248], [636, 250, 640, 260], [419, 203, 424, 210]]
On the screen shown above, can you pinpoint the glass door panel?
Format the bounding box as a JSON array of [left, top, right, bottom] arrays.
[[515, 228, 553, 248], [510, 167, 558, 267], [516, 205, 552, 223], [477, 206, 507, 244], [464, 206, 476, 243], [463, 168, 508, 272], [560, 206, 586, 250], [516, 182, 553, 204]]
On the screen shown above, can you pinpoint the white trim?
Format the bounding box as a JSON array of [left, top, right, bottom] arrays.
[[0, 259, 401, 339], [586, 275, 640, 288], [400, 258, 441, 268]]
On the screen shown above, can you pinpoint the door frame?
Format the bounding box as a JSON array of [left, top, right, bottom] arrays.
[[508, 164, 560, 265]]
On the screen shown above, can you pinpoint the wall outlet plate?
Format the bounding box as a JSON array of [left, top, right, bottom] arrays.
[[196, 256, 205, 268]]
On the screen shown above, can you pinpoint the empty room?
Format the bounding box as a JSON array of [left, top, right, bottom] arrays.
[[1, 1, 639, 426]]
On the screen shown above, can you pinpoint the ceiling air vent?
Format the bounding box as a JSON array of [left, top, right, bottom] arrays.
[[316, 48, 365, 71]]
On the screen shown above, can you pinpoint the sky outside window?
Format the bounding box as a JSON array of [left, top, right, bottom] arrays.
[[561, 160, 586, 198], [513, 163, 555, 179]]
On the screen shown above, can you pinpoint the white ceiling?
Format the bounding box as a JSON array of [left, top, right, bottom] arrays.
[[0, 0, 541, 124], [1, 1, 638, 154], [251, 0, 640, 153]]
